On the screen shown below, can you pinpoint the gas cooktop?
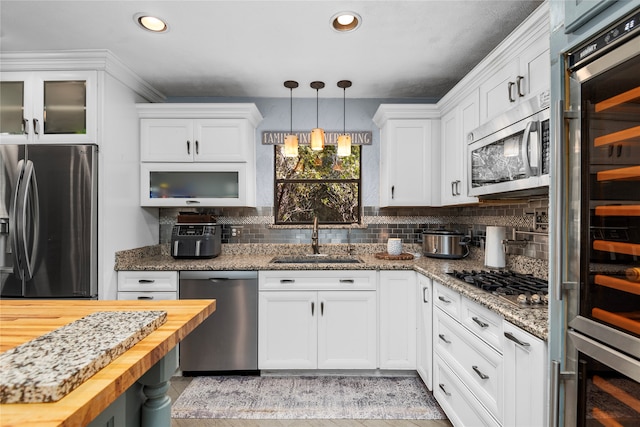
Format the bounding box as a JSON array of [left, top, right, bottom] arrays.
[[446, 269, 549, 308]]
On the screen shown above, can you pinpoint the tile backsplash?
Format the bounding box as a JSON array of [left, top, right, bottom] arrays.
[[159, 197, 549, 261]]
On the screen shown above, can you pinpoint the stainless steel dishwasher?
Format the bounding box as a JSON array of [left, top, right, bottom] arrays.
[[179, 270, 258, 375]]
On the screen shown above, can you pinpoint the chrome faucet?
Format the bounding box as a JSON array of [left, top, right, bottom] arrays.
[[311, 216, 320, 254]]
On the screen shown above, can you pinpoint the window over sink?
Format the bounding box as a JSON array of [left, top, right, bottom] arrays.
[[274, 145, 361, 224]]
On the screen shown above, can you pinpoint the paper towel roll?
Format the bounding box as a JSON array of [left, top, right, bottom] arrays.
[[485, 226, 506, 268]]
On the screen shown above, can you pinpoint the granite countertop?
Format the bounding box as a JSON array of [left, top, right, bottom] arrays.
[[115, 243, 549, 341], [0, 310, 167, 403]]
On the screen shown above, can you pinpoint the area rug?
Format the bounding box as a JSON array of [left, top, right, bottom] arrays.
[[171, 376, 447, 420]]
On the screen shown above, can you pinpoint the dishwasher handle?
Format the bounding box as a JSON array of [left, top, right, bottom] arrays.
[[180, 271, 258, 281]]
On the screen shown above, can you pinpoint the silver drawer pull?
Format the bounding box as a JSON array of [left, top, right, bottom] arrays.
[[438, 334, 452, 344], [472, 316, 489, 328], [472, 365, 489, 380], [138, 279, 155, 284], [438, 296, 452, 304], [137, 296, 154, 300], [438, 383, 451, 396], [504, 331, 530, 347], [280, 279, 295, 283], [339, 279, 355, 283]]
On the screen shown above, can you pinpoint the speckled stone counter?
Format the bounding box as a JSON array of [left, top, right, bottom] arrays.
[[0, 310, 166, 403], [115, 243, 549, 340]]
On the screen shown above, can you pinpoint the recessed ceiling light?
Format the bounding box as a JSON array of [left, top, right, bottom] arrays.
[[134, 13, 168, 33], [331, 11, 361, 32]]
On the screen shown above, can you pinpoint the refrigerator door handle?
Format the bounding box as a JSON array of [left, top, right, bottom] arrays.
[[9, 160, 25, 280], [16, 160, 40, 281]]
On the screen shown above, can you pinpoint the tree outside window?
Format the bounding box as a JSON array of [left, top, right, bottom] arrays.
[[274, 145, 361, 224]]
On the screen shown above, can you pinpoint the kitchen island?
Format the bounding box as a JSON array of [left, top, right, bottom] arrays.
[[0, 299, 215, 427]]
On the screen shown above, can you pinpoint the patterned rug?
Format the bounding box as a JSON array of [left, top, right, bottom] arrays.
[[171, 375, 447, 420]]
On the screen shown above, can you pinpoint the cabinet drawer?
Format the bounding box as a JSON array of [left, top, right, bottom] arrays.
[[461, 298, 503, 352], [117, 291, 177, 300], [433, 281, 461, 319], [434, 308, 503, 421], [118, 271, 178, 292], [259, 270, 376, 291], [433, 354, 501, 427]]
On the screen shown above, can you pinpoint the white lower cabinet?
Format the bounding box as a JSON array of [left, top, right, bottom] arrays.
[[117, 271, 178, 300], [258, 271, 377, 370], [502, 321, 547, 427], [416, 274, 433, 390], [379, 271, 417, 370]]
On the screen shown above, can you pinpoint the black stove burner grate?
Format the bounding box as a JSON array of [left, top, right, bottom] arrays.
[[446, 269, 549, 307]]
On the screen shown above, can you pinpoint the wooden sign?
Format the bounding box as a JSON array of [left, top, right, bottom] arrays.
[[262, 131, 372, 145]]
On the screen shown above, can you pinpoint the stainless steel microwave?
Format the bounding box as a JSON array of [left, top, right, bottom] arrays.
[[468, 96, 550, 198]]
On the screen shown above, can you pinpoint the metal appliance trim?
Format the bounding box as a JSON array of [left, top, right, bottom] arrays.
[[573, 34, 640, 83], [568, 329, 640, 382], [569, 315, 640, 360]]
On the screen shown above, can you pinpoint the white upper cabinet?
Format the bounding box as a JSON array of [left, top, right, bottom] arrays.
[[140, 117, 252, 162], [478, 9, 550, 123], [440, 89, 480, 206], [137, 103, 263, 207], [373, 104, 440, 207], [0, 71, 97, 144]]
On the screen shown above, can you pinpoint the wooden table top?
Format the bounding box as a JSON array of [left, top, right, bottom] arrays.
[[0, 299, 216, 427]]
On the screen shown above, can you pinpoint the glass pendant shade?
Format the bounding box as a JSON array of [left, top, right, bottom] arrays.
[[337, 134, 351, 157], [283, 134, 299, 157], [310, 128, 325, 151]]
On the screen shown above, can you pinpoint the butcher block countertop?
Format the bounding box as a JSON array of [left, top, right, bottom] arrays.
[[0, 299, 216, 427]]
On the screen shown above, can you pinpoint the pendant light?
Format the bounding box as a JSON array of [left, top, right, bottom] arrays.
[[310, 81, 325, 151], [337, 80, 352, 157], [283, 80, 299, 157]]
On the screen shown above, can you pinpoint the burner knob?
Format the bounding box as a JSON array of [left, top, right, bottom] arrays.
[[517, 294, 528, 305], [531, 294, 541, 304], [542, 294, 549, 305]]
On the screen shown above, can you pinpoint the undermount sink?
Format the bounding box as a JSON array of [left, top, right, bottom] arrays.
[[269, 255, 364, 264]]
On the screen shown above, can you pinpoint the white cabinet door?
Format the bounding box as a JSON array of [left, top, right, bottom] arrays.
[[258, 291, 317, 369], [381, 119, 434, 207], [479, 59, 519, 123], [379, 271, 417, 369], [416, 274, 433, 390], [518, 37, 550, 103], [1, 70, 97, 144], [502, 321, 547, 427], [440, 109, 459, 206], [140, 119, 194, 162], [195, 119, 249, 162], [318, 290, 377, 369]]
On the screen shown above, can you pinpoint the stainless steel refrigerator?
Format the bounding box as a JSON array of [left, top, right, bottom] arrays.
[[0, 144, 97, 298]]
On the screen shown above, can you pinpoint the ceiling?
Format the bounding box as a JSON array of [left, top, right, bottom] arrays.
[[0, 1, 543, 99]]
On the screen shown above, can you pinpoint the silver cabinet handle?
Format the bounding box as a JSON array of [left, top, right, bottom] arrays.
[[280, 279, 295, 283], [455, 180, 461, 195], [508, 81, 516, 102], [311, 301, 315, 316], [339, 279, 354, 284], [423, 286, 429, 303], [186, 200, 201, 204], [391, 185, 395, 199], [438, 334, 451, 344], [321, 301, 324, 316], [195, 140, 199, 155], [138, 279, 155, 284], [438, 383, 451, 396], [33, 119, 40, 135], [438, 295, 451, 304], [516, 75, 525, 97], [22, 118, 29, 135], [472, 317, 489, 328], [472, 365, 489, 379], [137, 296, 154, 300], [504, 331, 530, 347], [451, 181, 456, 196], [187, 140, 191, 154]]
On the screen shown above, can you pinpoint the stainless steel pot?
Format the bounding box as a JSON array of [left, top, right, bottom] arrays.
[[422, 229, 470, 259]]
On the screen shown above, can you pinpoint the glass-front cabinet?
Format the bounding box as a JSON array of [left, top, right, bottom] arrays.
[[0, 71, 96, 143]]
